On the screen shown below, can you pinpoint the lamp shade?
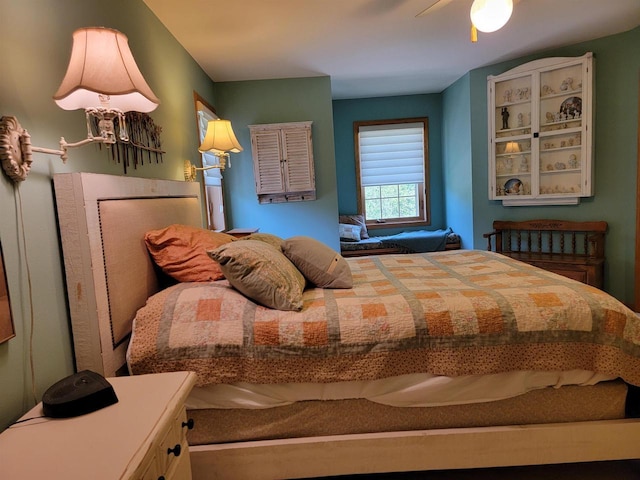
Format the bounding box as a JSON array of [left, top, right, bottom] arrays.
[[504, 141, 521, 154], [53, 27, 160, 112], [470, 0, 513, 33], [198, 119, 243, 154]]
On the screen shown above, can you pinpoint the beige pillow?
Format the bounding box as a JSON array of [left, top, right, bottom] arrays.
[[144, 224, 236, 282], [237, 232, 284, 250], [282, 236, 352, 289], [208, 240, 306, 311]]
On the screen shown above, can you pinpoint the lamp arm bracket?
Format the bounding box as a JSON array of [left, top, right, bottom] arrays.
[[1, 116, 34, 182], [0, 115, 112, 183], [183, 159, 225, 182]]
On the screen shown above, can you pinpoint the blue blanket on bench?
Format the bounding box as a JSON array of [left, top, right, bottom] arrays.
[[378, 227, 453, 253]]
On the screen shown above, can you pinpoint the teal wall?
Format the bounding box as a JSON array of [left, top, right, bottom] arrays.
[[442, 74, 474, 248], [332, 94, 445, 235], [462, 27, 640, 305], [213, 77, 340, 250], [0, 0, 216, 430]]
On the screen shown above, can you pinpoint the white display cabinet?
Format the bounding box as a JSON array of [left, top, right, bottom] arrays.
[[488, 53, 593, 205]]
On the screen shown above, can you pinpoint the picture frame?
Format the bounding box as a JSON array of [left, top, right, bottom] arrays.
[[0, 241, 16, 343]]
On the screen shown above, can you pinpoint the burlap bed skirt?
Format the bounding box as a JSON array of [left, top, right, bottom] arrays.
[[187, 380, 628, 445]]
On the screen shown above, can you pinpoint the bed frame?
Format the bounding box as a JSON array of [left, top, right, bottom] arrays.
[[484, 219, 607, 289], [53, 172, 640, 480]]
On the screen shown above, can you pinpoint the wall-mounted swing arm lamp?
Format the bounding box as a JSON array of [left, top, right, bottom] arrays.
[[0, 27, 159, 183], [184, 119, 243, 182]]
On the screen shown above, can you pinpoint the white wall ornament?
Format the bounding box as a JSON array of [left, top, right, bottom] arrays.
[[0, 116, 33, 183]]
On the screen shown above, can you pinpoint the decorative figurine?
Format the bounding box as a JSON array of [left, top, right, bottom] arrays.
[[501, 107, 510, 130], [517, 113, 524, 128], [568, 154, 579, 169], [560, 77, 574, 91], [541, 85, 555, 96], [504, 157, 513, 173], [518, 156, 529, 172]]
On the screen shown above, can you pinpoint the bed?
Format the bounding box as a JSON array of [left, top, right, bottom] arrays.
[[53, 172, 640, 480]]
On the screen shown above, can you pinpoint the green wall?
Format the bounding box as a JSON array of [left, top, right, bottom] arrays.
[[213, 77, 340, 250], [0, 0, 216, 430], [460, 27, 640, 305], [1, 0, 638, 434], [332, 94, 445, 235]]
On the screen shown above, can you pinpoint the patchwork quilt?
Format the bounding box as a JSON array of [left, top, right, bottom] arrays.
[[127, 250, 640, 387]]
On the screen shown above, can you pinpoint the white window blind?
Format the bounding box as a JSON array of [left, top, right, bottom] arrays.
[[359, 122, 424, 186]]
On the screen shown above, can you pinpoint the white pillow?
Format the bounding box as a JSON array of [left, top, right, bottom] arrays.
[[339, 223, 362, 242]]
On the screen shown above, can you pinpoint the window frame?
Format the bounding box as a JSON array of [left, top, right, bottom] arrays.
[[354, 117, 431, 230], [194, 91, 226, 231]]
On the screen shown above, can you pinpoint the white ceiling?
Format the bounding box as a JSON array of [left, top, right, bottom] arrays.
[[142, 0, 640, 99]]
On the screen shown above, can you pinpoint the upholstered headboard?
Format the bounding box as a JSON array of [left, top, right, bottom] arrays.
[[54, 173, 202, 377]]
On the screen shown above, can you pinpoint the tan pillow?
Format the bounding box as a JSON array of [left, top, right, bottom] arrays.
[[282, 236, 353, 289], [339, 214, 369, 239], [237, 232, 284, 250], [208, 240, 306, 311], [144, 224, 235, 282]]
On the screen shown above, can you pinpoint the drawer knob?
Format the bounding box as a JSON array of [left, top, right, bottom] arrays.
[[158, 477, 165, 480], [182, 418, 195, 430], [167, 444, 181, 457]]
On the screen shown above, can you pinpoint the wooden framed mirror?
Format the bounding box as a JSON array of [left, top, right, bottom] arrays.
[[0, 241, 15, 343], [635, 75, 640, 311], [194, 92, 227, 231]]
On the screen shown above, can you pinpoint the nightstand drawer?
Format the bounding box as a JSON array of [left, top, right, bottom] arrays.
[[157, 407, 190, 475]]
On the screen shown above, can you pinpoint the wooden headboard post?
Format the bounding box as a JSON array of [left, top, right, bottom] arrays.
[[53, 173, 202, 377]]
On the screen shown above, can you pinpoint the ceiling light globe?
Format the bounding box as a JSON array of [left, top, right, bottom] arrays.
[[470, 0, 513, 33]]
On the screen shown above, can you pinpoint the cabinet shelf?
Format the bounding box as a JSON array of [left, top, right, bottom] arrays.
[[540, 168, 581, 175], [540, 89, 582, 100], [497, 151, 531, 157], [496, 98, 531, 108], [488, 53, 593, 206], [497, 126, 531, 135], [540, 146, 581, 154], [496, 172, 531, 178]]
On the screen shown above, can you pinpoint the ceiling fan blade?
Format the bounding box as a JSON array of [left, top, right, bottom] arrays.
[[415, 0, 456, 17]]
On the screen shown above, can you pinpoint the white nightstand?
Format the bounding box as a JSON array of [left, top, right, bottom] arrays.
[[0, 371, 197, 480]]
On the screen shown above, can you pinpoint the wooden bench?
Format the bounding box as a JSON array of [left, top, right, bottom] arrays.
[[483, 219, 607, 289]]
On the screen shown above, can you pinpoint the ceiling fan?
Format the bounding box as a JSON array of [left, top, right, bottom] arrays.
[[417, 0, 517, 42]]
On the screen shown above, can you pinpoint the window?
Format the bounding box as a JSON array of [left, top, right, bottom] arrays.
[[354, 118, 430, 228], [194, 92, 226, 231]]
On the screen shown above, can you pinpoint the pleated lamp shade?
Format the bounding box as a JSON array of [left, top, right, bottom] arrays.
[[198, 119, 243, 154], [53, 27, 160, 113]]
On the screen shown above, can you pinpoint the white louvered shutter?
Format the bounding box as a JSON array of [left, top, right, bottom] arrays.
[[282, 127, 314, 192], [252, 130, 285, 194]]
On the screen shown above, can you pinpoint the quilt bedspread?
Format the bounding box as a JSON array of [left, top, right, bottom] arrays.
[[127, 250, 640, 387]]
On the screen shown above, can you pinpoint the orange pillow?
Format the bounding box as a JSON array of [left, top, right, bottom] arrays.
[[144, 224, 236, 282]]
